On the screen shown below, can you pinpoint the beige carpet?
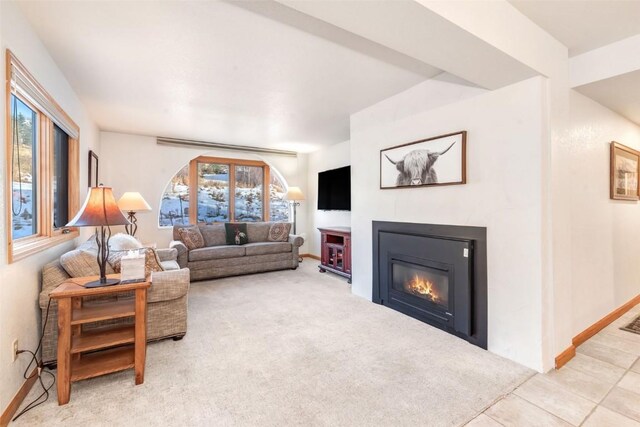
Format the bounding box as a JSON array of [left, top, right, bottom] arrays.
[[15, 261, 532, 426]]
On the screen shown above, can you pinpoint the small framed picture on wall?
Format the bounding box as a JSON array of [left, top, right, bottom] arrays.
[[610, 142, 640, 201], [88, 150, 99, 187]]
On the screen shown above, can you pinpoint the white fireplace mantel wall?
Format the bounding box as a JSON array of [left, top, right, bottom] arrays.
[[349, 76, 547, 370]]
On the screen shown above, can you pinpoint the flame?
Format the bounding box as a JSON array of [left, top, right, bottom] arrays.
[[405, 274, 440, 302]]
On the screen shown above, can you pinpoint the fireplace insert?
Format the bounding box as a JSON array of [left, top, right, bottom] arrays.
[[373, 221, 487, 349]]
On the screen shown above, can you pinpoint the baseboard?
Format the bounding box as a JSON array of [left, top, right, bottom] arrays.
[[0, 367, 38, 427], [572, 293, 640, 347], [300, 253, 320, 261], [554, 293, 640, 369], [554, 345, 576, 369]]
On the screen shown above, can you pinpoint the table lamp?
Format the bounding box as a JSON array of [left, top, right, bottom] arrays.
[[285, 186, 305, 234], [66, 186, 130, 288], [117, 192, 152, 237]]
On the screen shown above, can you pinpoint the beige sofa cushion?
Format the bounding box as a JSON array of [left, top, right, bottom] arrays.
[[247, 223, 270, 243], [188, 245, 245, 262], [198, 224, 227, 247], [244, 242, 292, 256]]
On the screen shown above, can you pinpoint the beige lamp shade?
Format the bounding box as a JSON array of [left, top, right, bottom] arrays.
[[67, 186, 130, 227], [117, 192, 152, 212], [285, 186, 305, 201]]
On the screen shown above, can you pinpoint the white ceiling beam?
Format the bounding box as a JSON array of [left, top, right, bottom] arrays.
[[420, 0, 567, 80], [570, 35, 640, 88], [273, 0, 555, 89]]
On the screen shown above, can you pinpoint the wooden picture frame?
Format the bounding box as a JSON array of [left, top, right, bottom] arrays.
[[380, 131, 466, 189], [88, 150, 98, 187], [610, 142, 639, 201]]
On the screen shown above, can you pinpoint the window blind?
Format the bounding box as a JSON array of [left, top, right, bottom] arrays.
[[10, 61, 79, 139]]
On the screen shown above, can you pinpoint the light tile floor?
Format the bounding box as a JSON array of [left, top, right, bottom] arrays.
[[467, 304, 640, 426]]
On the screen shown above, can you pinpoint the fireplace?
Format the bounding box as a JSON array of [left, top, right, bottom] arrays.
[[373, 221, 487, 348]]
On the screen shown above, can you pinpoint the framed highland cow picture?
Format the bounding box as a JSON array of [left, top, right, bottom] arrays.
[[380, 131, 466, 189], [610, 141, 640, 201]]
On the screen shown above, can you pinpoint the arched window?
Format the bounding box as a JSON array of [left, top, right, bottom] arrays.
[[159, 165, 190, 227], [159, 156, 290, 227]]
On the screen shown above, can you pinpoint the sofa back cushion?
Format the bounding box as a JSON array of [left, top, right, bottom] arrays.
[[247, 223, 270, 243], [174, 222, 290, 246], [198, 223, 227, 247]]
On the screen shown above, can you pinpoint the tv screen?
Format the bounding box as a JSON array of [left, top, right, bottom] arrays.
[[318, 166, 351, 211]]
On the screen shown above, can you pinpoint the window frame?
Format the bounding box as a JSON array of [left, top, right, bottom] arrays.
[[188, 156, 271, 224], [5, 50, 80, 263]]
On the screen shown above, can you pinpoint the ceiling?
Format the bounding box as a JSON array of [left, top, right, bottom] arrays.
[[17, 1, 441, 152], [510, 0, 640, 56], [575, 69, 640, 126]]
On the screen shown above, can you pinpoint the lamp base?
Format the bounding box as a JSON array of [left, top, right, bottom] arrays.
[[84, 278, 121, 288]]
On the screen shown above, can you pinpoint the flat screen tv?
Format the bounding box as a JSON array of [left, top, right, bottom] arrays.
[[318, 166, 351, 211]]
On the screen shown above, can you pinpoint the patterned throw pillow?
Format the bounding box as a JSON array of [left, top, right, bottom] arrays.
[[267, 222, 291, 242], [177, 226, 205, 250], [225, 223, 248, 245]]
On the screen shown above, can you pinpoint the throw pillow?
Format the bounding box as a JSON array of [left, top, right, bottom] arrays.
[[145, 248, 165, 275], [60, 248, 115, 278], [177, 226, 205, 250], [267, 222, 291, 242], [225, 223, 248, 245], [109, 233, 143, 251]]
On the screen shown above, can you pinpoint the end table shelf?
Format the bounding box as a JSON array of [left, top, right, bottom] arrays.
[[49, 274, 150, 405], [71, 325, 135, 354], [71, 346, 135, 382], [71, 300, 136, 325]]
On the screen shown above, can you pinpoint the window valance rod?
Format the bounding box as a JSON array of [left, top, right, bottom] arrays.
[[156, 137, 298, 157]]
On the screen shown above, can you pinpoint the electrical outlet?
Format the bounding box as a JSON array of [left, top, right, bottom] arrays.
[[12, 339, 18, 362]]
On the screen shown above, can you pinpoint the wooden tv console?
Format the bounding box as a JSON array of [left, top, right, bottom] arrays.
[[318, 227, 351, 283]]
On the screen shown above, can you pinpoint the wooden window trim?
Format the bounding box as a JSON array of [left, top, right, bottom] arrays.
[[188, 156, 271, 224], [5, 49, 80, 263]]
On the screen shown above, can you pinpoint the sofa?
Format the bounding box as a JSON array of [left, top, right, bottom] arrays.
[[40, 242, 190, 366], [171, 222, 304, 281]]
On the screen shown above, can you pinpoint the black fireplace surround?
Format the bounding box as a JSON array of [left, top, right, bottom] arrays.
[[373, 221, 487, 349]]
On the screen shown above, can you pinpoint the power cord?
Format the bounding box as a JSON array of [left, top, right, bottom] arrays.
[[12, 299, 56, 422]]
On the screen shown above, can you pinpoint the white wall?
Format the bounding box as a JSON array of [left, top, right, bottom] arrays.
[[349, 77, 548, 371], [305, 140, 351, 256], [561, 91, 640, 344], [100, 132, 309, 251], [0, 1, 100, 412]]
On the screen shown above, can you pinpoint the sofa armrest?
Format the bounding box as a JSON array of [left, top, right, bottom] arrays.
[[149, 268, 190, 303], [156, 247, 178, 262], [170, 240, 188, 268], [289, 234, 304, 247]]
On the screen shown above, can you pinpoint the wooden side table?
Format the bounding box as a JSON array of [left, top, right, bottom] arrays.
[[49, 275, 151, 405]]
